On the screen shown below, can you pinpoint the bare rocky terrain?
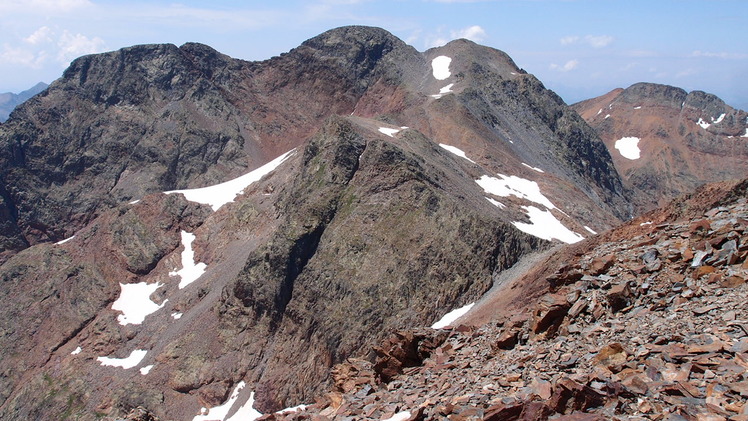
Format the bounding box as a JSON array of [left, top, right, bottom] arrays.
[[573, 83, 748, 214], [0, 26, 746, 421], [261, 180, 748, 421]]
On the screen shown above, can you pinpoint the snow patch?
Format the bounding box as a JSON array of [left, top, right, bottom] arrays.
[[604, 114, 611, 119], [713, 113, 726, 124], [378, 127, 400, 137], [431, 83, 455, 99], [614, 137, 641, 160], [97, 349, 147, 369], [476, 174, 556, 210], [485, 197, 506, 209], [640, 221, 653, 226], [383, 411, 412, 421], [56, 236, 75, 245], [129, 199, 140, 205], [165, 150, 294, 211], [584, 226, 598, 235], [697, 118, 711, 129], [431, 55, 452, 80], [140, 365, 153, 375], [521, 163, 545, 173], [172, 312, 183, 320], [169, 230, 207, 289], [193, 381, 261, 421], [512, 206, 584, 244], [432, 303, 475, 329], [439, 143, 475, 163], [634, 106, 642, 110], [112, 282, 166, 325], [741, 128, 748, 138], [596, 108, 602, 116], [71, 346, 82, 355], [276, 404, 309, 415]]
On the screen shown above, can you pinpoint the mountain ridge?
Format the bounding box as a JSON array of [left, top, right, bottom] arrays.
[[0, 26, 746, 420]]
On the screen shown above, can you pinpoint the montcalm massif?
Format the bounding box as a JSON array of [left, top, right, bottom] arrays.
[[0, 26, 746, 421]]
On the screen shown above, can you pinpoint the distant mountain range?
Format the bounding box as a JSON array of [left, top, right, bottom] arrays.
[[0, 82, 48, 122], [0, 26, 745, 420]]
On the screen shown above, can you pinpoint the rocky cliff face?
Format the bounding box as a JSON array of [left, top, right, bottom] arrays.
[[572, 82, 748, 214], [271, 178, 748, 421], [0, 26, 644, 420]]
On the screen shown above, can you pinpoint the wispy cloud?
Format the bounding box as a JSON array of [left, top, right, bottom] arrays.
[[57, 30, 105, 66], [691, 50, 748, 59], [451, 25, 487, 42], [560, 35, 613, 48], [0, 0, 92, 13], [550, 59, 579, 72]]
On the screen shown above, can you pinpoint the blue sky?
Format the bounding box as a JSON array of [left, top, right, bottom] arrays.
[[1, 0, 746, 109]]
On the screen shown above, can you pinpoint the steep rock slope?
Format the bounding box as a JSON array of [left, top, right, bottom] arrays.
[[572, 82, 748, 214], [0, 26, 633, 420], [0, 26, 626, 260], [278, 178, 748, 421]]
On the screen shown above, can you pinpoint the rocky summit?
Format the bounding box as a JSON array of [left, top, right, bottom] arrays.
[[0, 26, 746, 421], [573, 82, 748, 215]]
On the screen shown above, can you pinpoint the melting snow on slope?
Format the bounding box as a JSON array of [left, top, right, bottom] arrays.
[[383, 411, 412, 421], [112, 282, 166, 325], [432, 303, 475, 329], [56, 236, 75, 245], [713, 113, 726, 124], [741, 128, 748, 138], [521, 163, 544, 173], [604, 114, 611, 119], [431, 56, 452, 80], [431, 83, 454, 99], [476, 174, 556, 210], [193, 381, 261, 421], [97, 349, 148, 369], [584, 226, 598, 235], [378, 127, 400, 137], [71, 346, 82, 355], [165, 150, 294, 211], [140, 365, 153, 375], [614, 137, 641, 160], [697, 118, 711, 130], [513, 206, 584, 244], [172, 312, 183, 320], [169, 230, 207, 289], [485, 197, 506, 209], [439, 143, 475, 163]]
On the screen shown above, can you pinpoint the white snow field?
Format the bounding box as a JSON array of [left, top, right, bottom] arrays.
[[378, 127, 400, 137], [97, 349, 148, 369], [166, 149, 294, 211], [439, 143, 475, 163], [614, 136, 641, 160], [112, 281, 166, 325], [512, 205, 585, 244], [431, 56, 452, 80], [432, 303, 475, 329], [169, 230, 207, 289]]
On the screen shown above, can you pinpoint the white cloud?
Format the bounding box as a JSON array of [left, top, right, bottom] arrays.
[[691, 50, 748, 59], [0, 44, 45, 68], [560, 36, 579, 45], [550, 59, 579, 72], [560, 34, 613, 48], [586, 35, 613, 48], [451, 25, 486, 42], [427, 37, 449, 49], [24, 26, 53, 45], [0, 0, 92, 13], [56, 30, 106, 66]]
